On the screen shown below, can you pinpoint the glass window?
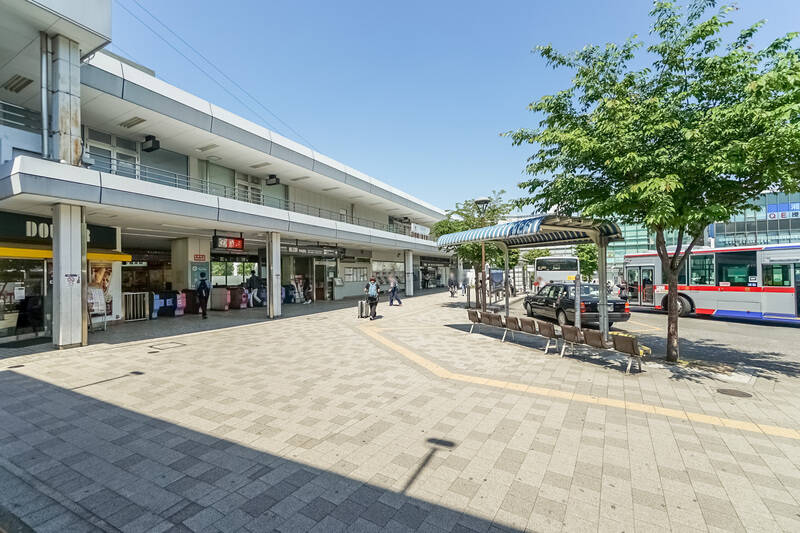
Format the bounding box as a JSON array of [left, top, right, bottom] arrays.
[[690, 254, 715, 285], [716, 251, 756, 287], [343, 267, 367, 282], [763, 264, 791, 287], [536, 258, 579, 271], [567, 285, 601, 299], [88, 145, 112, 173]]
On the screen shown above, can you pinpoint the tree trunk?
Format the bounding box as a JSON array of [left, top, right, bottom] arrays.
[[665, 270, 680, 362]]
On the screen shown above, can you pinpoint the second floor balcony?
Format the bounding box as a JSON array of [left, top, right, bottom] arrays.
[[86, 153, 431, 240]]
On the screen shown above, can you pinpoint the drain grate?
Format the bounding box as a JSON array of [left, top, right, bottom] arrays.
[[717, 388, 752, 398]]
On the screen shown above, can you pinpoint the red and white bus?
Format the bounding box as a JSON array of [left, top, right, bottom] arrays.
[[623, 244, 800, 323]]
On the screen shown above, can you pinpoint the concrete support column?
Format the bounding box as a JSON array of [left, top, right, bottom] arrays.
[[52, 203, 86, 348], [456, 258, 464, 286], [267, 232, 281, 318], [49, 34, 81, 165], [404, 250, 414, 296], [170, 237, 210, 292]]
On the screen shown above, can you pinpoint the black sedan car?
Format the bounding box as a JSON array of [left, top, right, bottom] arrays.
[[523, 282, 630, 327]]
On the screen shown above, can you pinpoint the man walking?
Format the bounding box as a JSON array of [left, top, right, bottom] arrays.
[[196, 271, 210, 319], [246, 270, 262, 307], [364, 276, 381, 320], [388, 275, 402, 306]]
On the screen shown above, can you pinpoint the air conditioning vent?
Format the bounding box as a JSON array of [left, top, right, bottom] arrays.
[[1, 75, 34, 93], [196, 143, 219, 152], [118, 116, 146, 128]]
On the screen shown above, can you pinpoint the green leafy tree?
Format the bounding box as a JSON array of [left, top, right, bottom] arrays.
[[575, 244, 598, 281], [521, 248, 550, 264], [509, 1, 800, 361], [432, 191, 516, 282]]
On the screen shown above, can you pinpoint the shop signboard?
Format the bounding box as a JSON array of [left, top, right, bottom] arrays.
[[0, 211, 116, 248], [280, 245, 342, 257], [213, 236, 244, 250], [767, 203, 800, 219], [193, 254, 207, 262]]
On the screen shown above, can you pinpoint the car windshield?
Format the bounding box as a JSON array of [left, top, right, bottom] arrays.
[[567, 285, 601, 299]]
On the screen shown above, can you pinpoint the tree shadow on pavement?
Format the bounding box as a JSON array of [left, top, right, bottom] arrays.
[[0, 371, 521, 533], [445, 321, 800, 382]]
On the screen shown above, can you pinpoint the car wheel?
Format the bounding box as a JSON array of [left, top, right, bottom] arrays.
[[557, 310, 568, 327], [677, 296, 691, 317], [526, 303, 534, 317]]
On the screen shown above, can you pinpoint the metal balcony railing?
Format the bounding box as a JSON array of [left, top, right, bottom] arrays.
[[0, 101, 41, 133], [87, 154, 430, 240]]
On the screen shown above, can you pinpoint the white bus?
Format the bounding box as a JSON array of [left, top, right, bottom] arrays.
[[532, 256, 580, 290], [624, 243, 800, 323]]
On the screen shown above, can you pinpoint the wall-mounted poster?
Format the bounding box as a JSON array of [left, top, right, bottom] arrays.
[[89, 263, 113, 315]]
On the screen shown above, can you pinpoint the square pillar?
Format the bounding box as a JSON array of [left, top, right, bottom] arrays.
[[49, 35, 81, 165], [404, 250, 414, 296], [171, 237, 210, 291], [267, 232, 281, 318], [52, 203, 86, 348]]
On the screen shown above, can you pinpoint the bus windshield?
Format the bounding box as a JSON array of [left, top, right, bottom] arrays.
[[536, 258, 579, 271]]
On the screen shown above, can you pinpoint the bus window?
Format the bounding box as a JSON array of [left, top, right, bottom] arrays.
[[536, 258, 579, 271], [690, 254, 715, 285], [716, 251, 756, 287], [763, 264, 791, 287]]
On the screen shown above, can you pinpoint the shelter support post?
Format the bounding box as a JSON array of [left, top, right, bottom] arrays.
[[596, 236, 609, 341], [481, 242, 486, 312], [574, 274, 581, 330], [498, 242, 510, 317]]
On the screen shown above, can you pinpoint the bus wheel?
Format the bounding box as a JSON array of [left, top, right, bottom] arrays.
[[677, 296, 691, 317]]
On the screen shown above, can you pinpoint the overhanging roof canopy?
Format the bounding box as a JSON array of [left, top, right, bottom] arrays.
[[436, 215, 622, 249]]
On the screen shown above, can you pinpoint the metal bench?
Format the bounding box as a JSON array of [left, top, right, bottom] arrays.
[[611, 333, 651, 374], [502, 316, 521, 342], [559, 324, 583, 357], [535, 320, 560, 355], [467, 309, 481, 334]]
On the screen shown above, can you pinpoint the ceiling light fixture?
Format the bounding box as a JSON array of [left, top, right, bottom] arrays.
[[206, 155, 221, 161], [322, 187, 339, 192], [249, 161, 271, 169], [1, 74, 33, 93], [118, 116, 146, 128], [195, 143, 219, 152], [291, 176, 310, 181]]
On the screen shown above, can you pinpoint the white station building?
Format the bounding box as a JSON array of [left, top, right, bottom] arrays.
[[0, 0, 451, 348]]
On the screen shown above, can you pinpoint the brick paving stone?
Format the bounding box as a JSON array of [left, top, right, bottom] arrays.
[[0, 292, 799, 532]]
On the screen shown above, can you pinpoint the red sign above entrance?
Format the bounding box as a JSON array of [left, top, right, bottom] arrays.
[[213, 236, 244, 250], [193, 254, 207, 262]]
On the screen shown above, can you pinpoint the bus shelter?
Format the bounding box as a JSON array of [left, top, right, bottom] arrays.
[[436, 215, 623, 340]]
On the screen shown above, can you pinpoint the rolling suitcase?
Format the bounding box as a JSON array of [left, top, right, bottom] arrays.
[[358, 299, 368, 319]]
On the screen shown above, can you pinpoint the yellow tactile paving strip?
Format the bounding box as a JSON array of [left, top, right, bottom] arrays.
[[359, 325, 800, 441]]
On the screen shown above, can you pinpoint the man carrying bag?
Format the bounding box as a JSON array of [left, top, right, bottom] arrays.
[[364, 277, 381, 320]]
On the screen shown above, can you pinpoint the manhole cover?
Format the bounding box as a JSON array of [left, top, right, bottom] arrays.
[[149, 342, 185, 351], [717, 388, 752, 398]]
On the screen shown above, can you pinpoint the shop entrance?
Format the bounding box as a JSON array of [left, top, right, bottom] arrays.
[[0, 258, 50, 344], [314, 260, 336, 301]]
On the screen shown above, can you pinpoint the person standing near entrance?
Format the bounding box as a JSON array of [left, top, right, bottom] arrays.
[[448, 273, 458, 297], [196, 271, 210, 319], [364, 277, 381, 320], [388, 275, 402, 306], [246, 270, 262, 307]]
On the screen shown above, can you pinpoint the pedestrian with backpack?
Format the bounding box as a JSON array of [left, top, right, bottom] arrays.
[[364, 277, 381, 320], [196, 271, 210, 319]]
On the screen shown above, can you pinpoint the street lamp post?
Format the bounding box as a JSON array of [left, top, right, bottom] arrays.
[[475, 197, 490, 312]]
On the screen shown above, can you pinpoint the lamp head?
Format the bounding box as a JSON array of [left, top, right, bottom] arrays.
[[475, 197, 490, 214]]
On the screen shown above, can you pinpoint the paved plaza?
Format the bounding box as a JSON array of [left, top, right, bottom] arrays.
[[1, 291, 800, 532]]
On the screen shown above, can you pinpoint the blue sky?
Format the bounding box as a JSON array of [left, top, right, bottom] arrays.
[[110, 1, 799, 212]]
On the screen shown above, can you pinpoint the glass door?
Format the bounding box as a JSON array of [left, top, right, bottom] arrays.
[[626, 267, 641, 305], [641, 266, 655, 305], [795, 264, 800, 317], [0, 259, 48, 343]]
